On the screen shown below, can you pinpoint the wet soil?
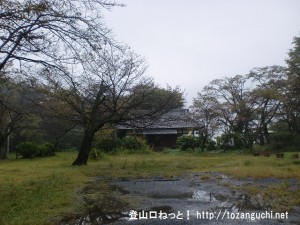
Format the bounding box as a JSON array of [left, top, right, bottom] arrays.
[[60, 173, 300, 225]]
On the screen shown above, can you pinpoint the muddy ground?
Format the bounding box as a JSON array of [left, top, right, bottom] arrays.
[[61, 172, 300, 225]]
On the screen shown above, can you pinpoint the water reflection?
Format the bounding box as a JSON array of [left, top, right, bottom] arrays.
[[192, 190, 217, 202]]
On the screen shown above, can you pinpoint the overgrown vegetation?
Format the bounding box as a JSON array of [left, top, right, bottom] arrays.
[[176, 135, 200, 151], [93, 136, 150, 154], [119, 136, 148, 151], [176, 135, 216, 151]]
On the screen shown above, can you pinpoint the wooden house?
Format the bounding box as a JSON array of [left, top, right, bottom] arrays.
[[116, 109, 200, 150]]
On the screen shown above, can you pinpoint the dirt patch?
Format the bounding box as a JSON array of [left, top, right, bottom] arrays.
[[59, 173, 300, 225]]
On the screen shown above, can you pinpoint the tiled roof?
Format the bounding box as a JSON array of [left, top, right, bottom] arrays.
[[117, 109, 198, 130], [142, 129, 178, 135]]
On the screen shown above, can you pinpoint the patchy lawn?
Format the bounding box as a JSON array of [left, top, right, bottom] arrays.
[[0, 151, 299, 225]]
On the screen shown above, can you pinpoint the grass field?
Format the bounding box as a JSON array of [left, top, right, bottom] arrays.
[[0, 150, 299, 225]]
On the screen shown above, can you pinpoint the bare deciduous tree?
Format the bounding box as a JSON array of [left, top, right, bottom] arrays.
[[248, 66, 286, 144], [191, 93, 219, 149], [0, 0, 122, 72], [38, 47, 181, 165]]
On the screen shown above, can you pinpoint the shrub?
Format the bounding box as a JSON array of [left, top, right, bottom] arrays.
[[95, 137, 120, 152], [206, 139, 216, 150], [176, 135, 200, 151], [218, 132, 249, 150], [16, 142, 56, 158], [16, 142, 39, 158], [38, 143, 57, 156], [121, 136, 146, 151], [89, 148, 103, 160], [270, 132, 300, 152]]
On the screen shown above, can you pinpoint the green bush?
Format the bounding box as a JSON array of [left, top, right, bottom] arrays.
[[16, 142, 56, 158], [270, 132, 300, 152], [38, 143, 57, 156], [218, 132, 249, 150], [95, 137, 120, 152], [206, 139, 216, 150], [16, 142, 39, 158], [121, 136, 146, 151], [176, 135, 200, 151], [89, 148, 103, 160]]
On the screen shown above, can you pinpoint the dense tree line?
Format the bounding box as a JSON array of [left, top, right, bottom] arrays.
[[0, 63, 183, 163], [192, 36, 300, 150], [1, 0, 299, 162]]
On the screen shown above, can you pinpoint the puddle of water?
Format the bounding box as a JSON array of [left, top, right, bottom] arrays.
[[191, 190, 217, 202], [149, 192, 192, 199], [220, 174, 228, 179], [110, 185, 130, 195], [236, 194, 265, 210], [70, 211, 129, 225], [153, 178, 181, 182], [149, 205, 173, 214], [63, 173, 299, 224]]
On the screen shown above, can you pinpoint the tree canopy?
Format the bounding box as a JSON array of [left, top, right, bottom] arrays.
[[192, 34, 300, 150], [0, 0, 122, 72]]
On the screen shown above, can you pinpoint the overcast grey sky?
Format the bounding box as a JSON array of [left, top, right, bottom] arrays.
[[103, 0, 300, 106]]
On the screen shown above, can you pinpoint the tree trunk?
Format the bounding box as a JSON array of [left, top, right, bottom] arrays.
[[201, 133, 208, 150], [72, 129, 95, 166], [0, 122, 10, 159], [259, 132, 265, 145], [0, 140, 7, 159], [263, 125, 269, 144]]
